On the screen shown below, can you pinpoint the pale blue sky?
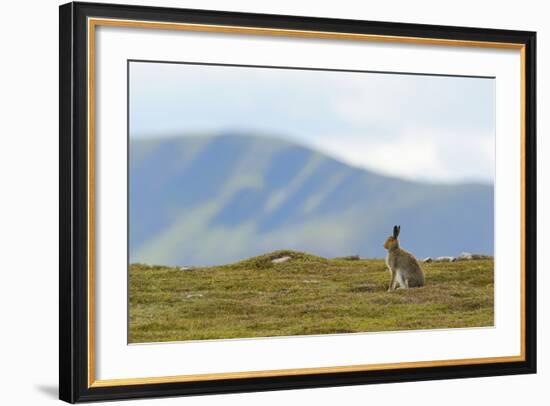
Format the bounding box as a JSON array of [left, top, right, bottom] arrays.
[[129, 61, 495, 183]]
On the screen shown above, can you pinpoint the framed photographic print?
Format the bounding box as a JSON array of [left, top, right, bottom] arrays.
[[59, 1, 537, 403]]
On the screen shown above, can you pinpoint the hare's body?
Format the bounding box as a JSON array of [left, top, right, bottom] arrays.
[[385, 247, 425, 290], [384, 226, 424, 291]]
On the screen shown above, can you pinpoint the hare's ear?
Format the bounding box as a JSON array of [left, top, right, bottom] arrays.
[[393, 225, 400, 238]]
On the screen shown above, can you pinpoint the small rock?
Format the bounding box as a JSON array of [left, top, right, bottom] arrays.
[[457, 252, 473, 261], [423, 257, 433, 263], [272, 256, 291, 264], [179, 266, 194, 271], [435, 256, 456, 262]]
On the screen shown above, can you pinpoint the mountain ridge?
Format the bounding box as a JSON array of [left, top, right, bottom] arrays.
[[130, 134, 494, 266]]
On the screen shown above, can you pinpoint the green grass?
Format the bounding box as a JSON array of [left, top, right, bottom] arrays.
[[129, 250, 494, 343]]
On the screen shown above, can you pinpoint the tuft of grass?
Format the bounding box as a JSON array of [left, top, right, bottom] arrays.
[[333, 255, 361, 261], [129, 251, 493, 343]]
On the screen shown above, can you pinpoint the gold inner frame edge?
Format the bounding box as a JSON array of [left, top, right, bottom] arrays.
[[87, 17, 527, 388]]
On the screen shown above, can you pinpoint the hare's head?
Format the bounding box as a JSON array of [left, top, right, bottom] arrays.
[[384, 225, 401, 250]]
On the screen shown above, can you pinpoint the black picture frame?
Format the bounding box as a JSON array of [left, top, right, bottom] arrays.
[[59, 1, 537, 403]]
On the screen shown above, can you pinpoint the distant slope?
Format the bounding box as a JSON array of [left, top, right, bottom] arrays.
[[130, 134, 493, 266]]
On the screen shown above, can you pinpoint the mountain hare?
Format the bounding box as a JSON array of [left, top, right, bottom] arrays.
[[384, 225, 425, 291]]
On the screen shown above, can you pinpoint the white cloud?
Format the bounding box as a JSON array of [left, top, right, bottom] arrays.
[[130, 62, 495, 183], [310, 127, 494, 183]]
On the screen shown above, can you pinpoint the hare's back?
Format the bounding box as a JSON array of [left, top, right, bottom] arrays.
[[395, 249, 423, 275]]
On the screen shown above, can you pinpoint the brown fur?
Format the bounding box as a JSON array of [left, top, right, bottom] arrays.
[[384, 227, 425, 291]]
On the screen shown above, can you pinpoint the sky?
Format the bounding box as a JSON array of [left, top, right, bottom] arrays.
[[129, 61, 495, 184]]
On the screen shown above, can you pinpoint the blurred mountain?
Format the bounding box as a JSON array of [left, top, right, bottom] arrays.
[[130, 134, 493, 266]]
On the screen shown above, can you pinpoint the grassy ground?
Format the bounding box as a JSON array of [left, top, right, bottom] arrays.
[[129, 250, 493, 343]]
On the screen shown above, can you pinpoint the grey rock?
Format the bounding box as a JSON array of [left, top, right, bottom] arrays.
[[455, 252, 491, 261], [179, 266, 194, 271], [272, 256, 291, 264], [435, 256, 456, 262], [457, 252, 473, 261]]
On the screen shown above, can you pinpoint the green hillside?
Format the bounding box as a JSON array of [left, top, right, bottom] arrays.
[[129, 251, 494, 343]]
